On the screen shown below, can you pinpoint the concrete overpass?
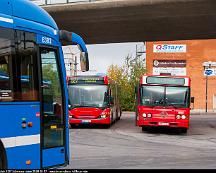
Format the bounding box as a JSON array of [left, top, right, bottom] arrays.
[[43, 0, 216, 44]]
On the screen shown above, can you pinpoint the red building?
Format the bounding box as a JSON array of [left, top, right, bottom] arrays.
[[146, 40, 216, 112]]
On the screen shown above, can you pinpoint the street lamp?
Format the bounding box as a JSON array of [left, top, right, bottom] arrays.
[[135, 43, 146, 65], [64, 47, 80, 76]]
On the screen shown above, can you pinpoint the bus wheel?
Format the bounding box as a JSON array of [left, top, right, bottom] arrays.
[[180, 128, 187, 134], [105, 123, 111, 129], [0, 156, 2, 169], [142, 126, 149, 132], [0, 145, 6, 169]]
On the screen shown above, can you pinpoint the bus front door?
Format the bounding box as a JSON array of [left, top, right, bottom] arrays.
[[40, 48, 66, 168]]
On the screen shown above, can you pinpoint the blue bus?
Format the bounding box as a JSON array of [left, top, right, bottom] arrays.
[[0, 0, 89, 169]]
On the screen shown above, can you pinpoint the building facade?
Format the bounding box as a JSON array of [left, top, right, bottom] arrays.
[[146, 40, 216, 112]]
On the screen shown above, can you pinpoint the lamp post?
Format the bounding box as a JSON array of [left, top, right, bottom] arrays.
[[203, 61, 212, 113], [135, 43, 146, 65], [205, 69, 208, 113]]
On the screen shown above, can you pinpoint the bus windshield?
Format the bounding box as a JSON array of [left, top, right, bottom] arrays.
[[68, 85, 109, 108], [140, 85, 190, 108]]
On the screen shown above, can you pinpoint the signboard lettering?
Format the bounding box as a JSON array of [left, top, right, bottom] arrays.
[[153, 44, 186, 53], [153, 60, 186, 67]]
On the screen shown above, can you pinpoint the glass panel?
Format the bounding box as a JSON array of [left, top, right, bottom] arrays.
[[68, 85, 108, 108], [166, 87, 189, 108], [0, 29, 39, 102], [140, 86, 165, 106], [140, 85, 190, 108], [16, 31, 39, 101], [41, 48, 64, 148], [0, 27, 15, 101]]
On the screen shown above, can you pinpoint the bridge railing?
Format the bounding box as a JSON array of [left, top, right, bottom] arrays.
[[30, 0, 101, 6]]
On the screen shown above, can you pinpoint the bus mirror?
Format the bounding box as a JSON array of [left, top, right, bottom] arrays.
[[80, 52, 89, 72], [191, 97, 195, 103]]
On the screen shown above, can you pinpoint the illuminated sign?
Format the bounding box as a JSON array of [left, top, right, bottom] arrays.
[[146, 76, 185, 85], [68, 76, 105, 85], [153, 44, 186, 53]]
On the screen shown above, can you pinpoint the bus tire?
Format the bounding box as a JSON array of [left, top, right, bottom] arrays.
[[142, 126, 149, 132], [0, 141, 7, 169], [180, 128, 188, 134], [105, 123, 111, 129]]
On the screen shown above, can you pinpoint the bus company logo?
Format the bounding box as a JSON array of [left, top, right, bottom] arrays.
[[153, 44, 187, 53], [160, 111, 168, 117], [153, 60, 159, 67]]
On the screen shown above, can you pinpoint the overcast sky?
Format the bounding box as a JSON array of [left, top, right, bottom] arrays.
[[63, 42, 146, 76]]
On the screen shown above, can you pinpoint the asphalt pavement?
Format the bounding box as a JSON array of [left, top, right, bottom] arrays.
[[65, 112, 216, 169]]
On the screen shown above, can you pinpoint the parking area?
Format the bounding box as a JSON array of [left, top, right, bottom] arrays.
[[65, 112, 216, 169]]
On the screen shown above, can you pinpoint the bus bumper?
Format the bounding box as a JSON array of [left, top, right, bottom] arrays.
[[69, 117, 111, 125], [137, 119, 189, 129]]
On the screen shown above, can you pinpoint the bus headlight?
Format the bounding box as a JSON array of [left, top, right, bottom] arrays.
[[147, 113, 152, 118], [176, 115, 181, 119], [99, 110, 110, 118], [100, 115, 107, 119], [69, 112, 74, 118], [142, 113, 147, 118], [181, 115, 186, 119], [69, 114, 74, 119]]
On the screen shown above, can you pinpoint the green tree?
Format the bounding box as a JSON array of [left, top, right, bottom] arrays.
[[107, 54, 146, 111]]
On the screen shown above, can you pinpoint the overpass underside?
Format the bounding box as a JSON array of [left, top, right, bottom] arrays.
[[44, 0, 216, 44]]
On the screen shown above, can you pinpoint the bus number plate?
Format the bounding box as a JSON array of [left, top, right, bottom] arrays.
[[158, 122, 169, 126], [82, 120, 91, 124]]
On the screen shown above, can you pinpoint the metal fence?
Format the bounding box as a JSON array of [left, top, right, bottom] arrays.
[[30, 0, 99, 6]]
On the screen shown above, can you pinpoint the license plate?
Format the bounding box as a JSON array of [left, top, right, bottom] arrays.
[[158, 122, 169, 126], [82, 120, 91, 124]]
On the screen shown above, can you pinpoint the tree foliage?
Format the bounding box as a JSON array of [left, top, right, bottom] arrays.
[[107, 55, 146, 111]]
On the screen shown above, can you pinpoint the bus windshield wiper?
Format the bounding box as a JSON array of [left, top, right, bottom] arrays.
[[71, 104, 83, 108]]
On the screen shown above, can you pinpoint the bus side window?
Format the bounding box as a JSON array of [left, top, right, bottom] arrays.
[[16, 31, 39, 101], [0, 27, 15, 102]]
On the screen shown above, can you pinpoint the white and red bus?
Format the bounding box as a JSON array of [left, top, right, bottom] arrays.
[[136, 75, 191, 133], [67, 75, 122, 127]]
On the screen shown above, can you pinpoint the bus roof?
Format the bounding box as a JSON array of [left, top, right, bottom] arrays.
[[0, 0, 58, 30]]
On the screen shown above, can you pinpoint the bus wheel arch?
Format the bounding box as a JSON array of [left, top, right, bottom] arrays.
[[0, 140, 7, 169]]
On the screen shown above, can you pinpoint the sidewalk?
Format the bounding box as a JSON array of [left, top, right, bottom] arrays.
[[190, 109, 216, 115]]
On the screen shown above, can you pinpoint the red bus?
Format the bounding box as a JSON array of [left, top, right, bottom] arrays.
[[67, 75, 122, 127], [136, 75, 191, 133]]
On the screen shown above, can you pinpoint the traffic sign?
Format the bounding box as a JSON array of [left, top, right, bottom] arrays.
[[204, 69, 215, 76]]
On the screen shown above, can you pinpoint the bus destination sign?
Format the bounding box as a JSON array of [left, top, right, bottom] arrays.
[[69, 77, 105, 85], [146, 76, 185, 85]]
